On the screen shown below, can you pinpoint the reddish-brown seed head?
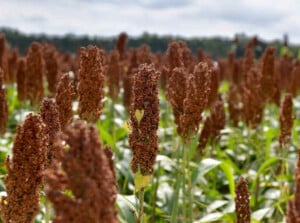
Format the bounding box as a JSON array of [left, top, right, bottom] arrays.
[[0, 35, 8, 82], [197, 116, 212, 154], [279, 93, 293, 148], [16, 58, 27, 102], [0, 34, 6, 69], [44, 121, 118, 223], [78, 45, 105, 123], [286, 200, 297, 223], [227, 84, 242, 126], [181, 62, 211, 138], [129, 63, 160, 175], [235, 177, 251, 223], [7, 48, 19, 83], [44, 45, 60, 95], [40, 97, 61, 165], [1, 113, 48, 223], [210, 99, 226, 138], [55, 73, 75, 130], [166, 41, 184, 72], [261, 46, 276, 101], [0, 68, 8, 134], [26, 42, 44, 106], [243, 41, 255, 87], [166, 67, 187, 135], [226, 51, 235, 80], [207, 67, 220, 107], [242, 67, 265, 128], [106, 50, 120, 101], [137, 44, 153, 65], [293, 149, 300, 218], [286, 149, 300, 222], [116, 32, 128, 60]]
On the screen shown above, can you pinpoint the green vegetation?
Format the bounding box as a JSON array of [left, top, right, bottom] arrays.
[[0, 82, 298, 222]]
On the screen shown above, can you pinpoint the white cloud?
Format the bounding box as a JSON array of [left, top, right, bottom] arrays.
[[0, 0, 300, 43]]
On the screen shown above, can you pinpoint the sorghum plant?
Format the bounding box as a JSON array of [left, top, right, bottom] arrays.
[[242, 67, 265, 128], [210, 99, 226, 139], [116, 32, 128, 60], [44, 121, 118, 223], [181, 62, 211, 138], [122, 49, 138, 109], [44, 45, 59, 95], [129, 63, 160, 175], [0, 114, 48, 223], [260, 46, 275, 102], [40, 97, 61, 165], [166, 67, 187, 135], [77, 45, 105, 123], [55, 73, 75, 130], [7, 48, 19, 83], [0, 35, 7, 80], [197, 116, 212, 153], [106, 50, 120, 101], [0, 68, 8, 134], [279, 93, 293, 147], [16, 58, 27, 102], [227, 84, 242, 126], [286, 149, 300, 222], [26, 42, 44, 106], [235, 177, 251, 223]]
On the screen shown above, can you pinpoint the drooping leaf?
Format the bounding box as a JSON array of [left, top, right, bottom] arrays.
[[196, 212, 224, 222], [134, 172, 152, 192]]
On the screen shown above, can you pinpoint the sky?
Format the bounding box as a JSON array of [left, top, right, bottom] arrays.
[[0, 0, 300, 43]]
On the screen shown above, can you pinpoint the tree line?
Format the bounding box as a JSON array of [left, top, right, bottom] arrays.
[[0, 27, 298, 59]]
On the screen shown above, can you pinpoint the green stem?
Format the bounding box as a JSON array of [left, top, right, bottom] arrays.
[[151, 162, 161, 223], [182, 141, 188, 221], [109, 100, 116, 150], [122, 170, 130, 193], [171, 138, 183, 223], [45, 198, 51, 223], [254, 177, 260, 209], [183, 140, 194, 223], [136, 188, 145, 223]]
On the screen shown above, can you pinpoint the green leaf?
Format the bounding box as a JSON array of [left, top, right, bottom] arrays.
[[98, 125, 115, 149], [117, 194, 137, 222], [115, 127, 128, 141], [156, 155, 176, 171], [252, 207, 274, 221], [218, 81, 230, 94], [199, 158, 221, 176], [256, 157, 279, 176], [193, 158, 221, 185], [196, 212, 223, 222], [206, 200, 229, 213], [251, 157, 279, 191], [220, 161, 235, 197]]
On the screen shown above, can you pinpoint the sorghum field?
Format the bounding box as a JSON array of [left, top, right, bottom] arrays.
[[0, 33, 299, 223]]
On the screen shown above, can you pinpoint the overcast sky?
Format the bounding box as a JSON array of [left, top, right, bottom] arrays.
[[1, 0, 300, 43]]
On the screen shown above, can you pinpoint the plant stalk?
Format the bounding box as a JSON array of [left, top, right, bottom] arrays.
[[183, 139, 194, 223], [136, 188, 145, 223], [151, 162, 161, 223], [109, 99, 116, 150], [170, 138, 183, 223], [45, 198, 51, 223]]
